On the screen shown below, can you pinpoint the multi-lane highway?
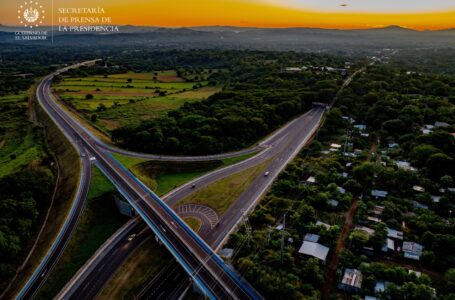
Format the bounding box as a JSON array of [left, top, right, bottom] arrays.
[[20, 63, 263, 300], [58, 106, 325, 299]]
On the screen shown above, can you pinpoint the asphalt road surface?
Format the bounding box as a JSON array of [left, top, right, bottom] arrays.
[[28, 65, 262, 299]]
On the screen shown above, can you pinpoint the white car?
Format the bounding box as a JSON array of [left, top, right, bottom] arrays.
[[127, 234, 137, 242], [264, 171, 270, 177]]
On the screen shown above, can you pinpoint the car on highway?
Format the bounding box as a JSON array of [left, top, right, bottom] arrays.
[[264, 171, 270, 177], [127, 234, 137, 242], [190, 184, 196, 189]]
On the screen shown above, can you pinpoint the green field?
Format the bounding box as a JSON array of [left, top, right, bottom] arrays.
[[53, 71, 220, 133], [0, 93, 46, 177], [178, 159, 270, 215]]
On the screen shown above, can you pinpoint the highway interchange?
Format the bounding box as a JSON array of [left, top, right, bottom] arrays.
[[16, 59, 356, 300]]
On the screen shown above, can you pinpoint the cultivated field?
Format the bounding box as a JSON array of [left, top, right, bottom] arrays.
[[53, 71, 221, 132]]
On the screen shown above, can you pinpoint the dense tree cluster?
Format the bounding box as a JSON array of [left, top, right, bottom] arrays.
[[0, 169, 53, 285], [111, 51, 344, 154]]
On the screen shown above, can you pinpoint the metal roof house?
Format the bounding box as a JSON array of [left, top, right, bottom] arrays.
[[371, 189, 388, 199], [339, 268, 363, 293], [403, 241, 423, 260], [298, 241, 329, 262]]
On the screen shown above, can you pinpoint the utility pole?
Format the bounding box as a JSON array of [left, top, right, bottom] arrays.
[[280, 212, 287, 265]]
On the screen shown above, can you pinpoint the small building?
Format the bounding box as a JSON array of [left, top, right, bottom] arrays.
[[304, 233, 320, 242], [387, 228, 403, 240], [371, 189, 388, 199], [354, 124, 367, 131], [434, 121, 449, 128], [367, 215, 381, 223], [276, 224, 284, 231], [395, 160, 417, 172], [365, 296, 378, 300], [375, 281, 389, 293], [328, 199, 339, 208], [298, 240, 329, 262], [338, 186, 346, 194], [431, 195, 441, 203], [382, 238, 395, 252], [355, 226, 375, 237], [285, 67, 302, 73], [413, 201, 429, 210], [330, 143, 342, 149], [413, 185, 425, 193], [339, 268, 363, 293], [373, 205, 385, 215], [316, 220, 331, 229], [219, 248, 234, 260], [388, 143, 399, 148], [306, 176, 317, 185], [408, 269, 422, 278], [403, 241, 423, 260]]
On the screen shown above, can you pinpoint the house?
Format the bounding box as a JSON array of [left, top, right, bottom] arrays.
[[316, 220, 331, 229], [365, 296, 378, 300], [388, 143, 399, 148], [361, 133, 370, 137], [413, 185, 425, 192], [285, 67, 302, 73], [354, 124, 367, 131], [341, 172, 349, 178], [413, 201, 429, 210], [306, 176, 317, 185], [276, 224, 284, 231], [339, 268, 363, 293], [395, 160, 417, 172], [298, 240, 329, 262], [408, 269, 422, 278], [374, 281, 389, 293], [387, 228, 403, 240], [219, 248, 234, 260], [355, 226, 375, 237], [328, 199, 339, 208], [304, 233, 320, 242], [371, 189, 388, 199], [373, 205, 385, 215], [367, 215, 381, 223], [382, 238, 395, 252], [434, 121, 450, 128], [431, 195, 441, 203], [403, 241, 423, 260], [338, 187, 346, 194]]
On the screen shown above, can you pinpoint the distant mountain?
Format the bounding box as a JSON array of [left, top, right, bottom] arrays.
[[2, 24, 455, 52]]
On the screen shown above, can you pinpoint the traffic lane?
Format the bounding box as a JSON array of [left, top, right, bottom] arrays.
[[39, 73, 256, 299], [70, 225, 150, 300], [19, 141, 92, 299], [162, 108, 321, 208], [206, 108, 324, 247], [90, 158, 237, 299], [95, 150, 258, 299], [66, 107, 323, 300], [136, 261, 189, 300]]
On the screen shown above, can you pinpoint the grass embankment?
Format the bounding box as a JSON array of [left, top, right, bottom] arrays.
[[53, 71, 220, 132], [36, 168, 128, 299], [4, 94, 81, 298], [98, 237, 171, 300], [183, 217, 202, 232], [178, 159, 271, 215], [113, 151, 256, 197]]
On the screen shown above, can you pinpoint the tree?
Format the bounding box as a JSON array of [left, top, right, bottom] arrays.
[[90, 114, 97, 122], [85, 93, 94, 100], [127, 78, 132, 83]]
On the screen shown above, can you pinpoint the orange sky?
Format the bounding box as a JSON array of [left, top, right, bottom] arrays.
[[1, 0, 454, 30]]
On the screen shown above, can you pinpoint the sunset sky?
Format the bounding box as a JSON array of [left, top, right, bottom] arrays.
[[1, 0, 455, 30]]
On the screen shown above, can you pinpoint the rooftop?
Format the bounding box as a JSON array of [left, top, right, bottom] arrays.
[[341, 268, 363, 288], [298, 241, 329, 261]]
